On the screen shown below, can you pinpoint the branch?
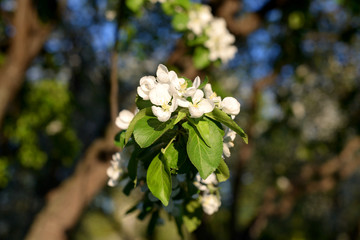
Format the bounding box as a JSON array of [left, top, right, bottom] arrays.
[[25, 124, 118, 240], [216, 0, 262, 37], [27, 3, 124, 238], [0, 0, 52, 129]]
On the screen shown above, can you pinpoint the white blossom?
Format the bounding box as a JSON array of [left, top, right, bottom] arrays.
[[204, 83, 222, 107], [198, 173, 218, 185], [137, 76, 156, 100], [187, 5, 213, 35], [189, 89, 214, 118], [149, 83, 177, 122], [194, 173, 218, 192], [115, 109, 135, 129], [152, 98, 178, 122], [149, 83, 171, 106], [200, 193, 221, 215], [205, 18, 237, 63], [171, 76, 201, 108], [156, 64, 177, 84], [220, 97, 240, 115], [223, 127, 236, 157], [107, 153, 124, 187]]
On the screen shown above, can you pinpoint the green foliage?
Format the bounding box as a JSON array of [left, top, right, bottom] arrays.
[[0, 158, 9, 188], [183, 200, 202, 232], [206, 108, 248, 143], [172, 13, 189, 31], [125, 108, 149, 144], [193, 47, 211, 69], [215, 159, 230, 183], [133, 110, 176, 148], [126, 0, 145, 12], [182, 119, 223, 179], [146, 154, 172, 206], [112, 66, 247, 235], [3, 80, 81, 173], [114, 130, 126, 148]]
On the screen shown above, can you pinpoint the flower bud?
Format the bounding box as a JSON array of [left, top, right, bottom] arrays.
[[115, 110, 134, 129], [220, 97, 240, 115]]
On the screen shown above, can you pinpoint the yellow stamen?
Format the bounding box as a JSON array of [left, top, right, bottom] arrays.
[[162, 103, 170, 111]]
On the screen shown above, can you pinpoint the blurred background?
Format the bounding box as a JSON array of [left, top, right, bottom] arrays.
[[0, 0, 360, 239]]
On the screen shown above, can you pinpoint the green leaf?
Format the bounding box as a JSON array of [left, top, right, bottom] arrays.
[[189, 118, 211, 147], [172, 13, 189, 31], [174, 0, 191, 10], [182, 118, 223, 179], [161, 2, 175, 15], [183, 200, 202, 232], [126, 0, 144, 12], [198, 76, 209, 89], [162, 141, 177, 169], [135, 96, 152, 110], [187, 34, 208, 46], [133, 114, 175, 148], [163, 140, 187, 170], [147, 154, 172, 206], [183, 215, 201, 233], [174, 109, 187, 125], [215, 159, 230, 182], [125, 108, 150, 144], [206, 108, 248, 144], [114, 130, 126, 148], [193, 47, 211, 70]]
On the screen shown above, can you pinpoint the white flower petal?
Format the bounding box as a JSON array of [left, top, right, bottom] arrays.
[[112, 152, 121, 162], [201, 194, 221, 215], [220, 97, 240, 115], [107, 166, 121, 179], [184, 87, 196, 97], [168, 70, 178, 83], [115, 110, 135, 129], [192, 89, 204, 104], [193, 76, 201, 88], [107, 179, 117, 187], [202, 173, 218, 185], [204, 83, 213, 98], [223, 142, 231, 157], [156, 64, 170, 83], [170, 98, 178, 112], [189, 105, 204, 118], [187, 5, 213, 35], [149, 84, 171, 106], [139, 76, 156, 91], [197, 99, 214, 113], [176, 97, 190, 108], [152, 106, 172, 122], [137, 86, 149, 100]]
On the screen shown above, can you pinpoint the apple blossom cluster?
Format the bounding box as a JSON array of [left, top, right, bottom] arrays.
[[149, 1, 237, 64], [187, 5, 237, 63], [194, 173, 221, 215], [107, 63, 247, 234], [137, 64, 240, 122]]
